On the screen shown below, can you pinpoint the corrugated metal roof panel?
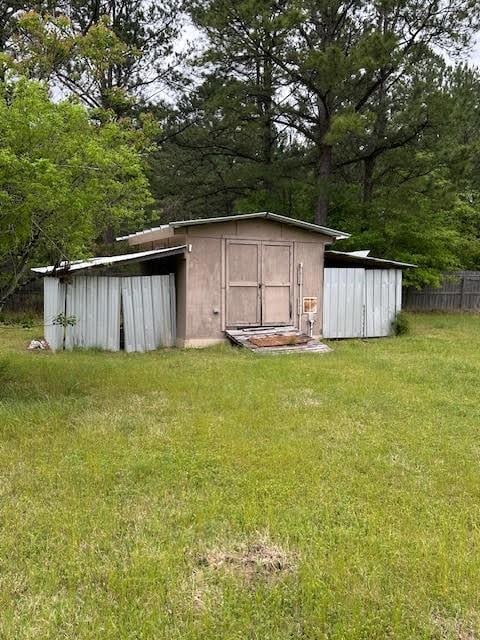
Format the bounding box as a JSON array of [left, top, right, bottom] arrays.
[[325, 250, 416, 269], [32, 245, 187, 276]]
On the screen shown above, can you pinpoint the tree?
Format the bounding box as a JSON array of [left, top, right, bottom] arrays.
[[9, 1, 180, 115], [186, 0, 480, 225], [0, 78, 153, 308]]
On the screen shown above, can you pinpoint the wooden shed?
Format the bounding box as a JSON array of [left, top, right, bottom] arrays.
[[116, 212, 349, 347], [34, 212, 415, 351]]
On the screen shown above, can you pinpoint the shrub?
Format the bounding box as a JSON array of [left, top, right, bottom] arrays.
[[392, 311, 410, 336]]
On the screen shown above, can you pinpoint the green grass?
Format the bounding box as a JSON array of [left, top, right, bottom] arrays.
[[0, 313, 480, 639]]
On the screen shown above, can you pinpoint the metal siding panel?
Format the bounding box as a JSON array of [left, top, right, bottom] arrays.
[[79, 277, 88, 347], [44, 278, 65, 351], [151, 276, 163, 347], [322, 269, 329, 337], [337, 269, 344, 337], [160, 276, 170, 346], [96, 277, 108, 349], [84, 278, 94, 347], [374, 270, 382, 336], [169, 273, 176, 346], [395, 270, 402, 313], [107, 278, 121, 351], [339, 269, 347, 338], [65, 280, 75, 350], [142, 277, 156, 351], [380, 270, 389, 336], [120, 275, 175, 352], [365, 271, 374, 337], [323, 268, 366, 338], [331, 269, 339, 338], [386, 270, 396, 335], [132, 277, 146, 351], [353, 269, 365, 338], [344, 269, 353, 338], [122, 279, 136, 352]]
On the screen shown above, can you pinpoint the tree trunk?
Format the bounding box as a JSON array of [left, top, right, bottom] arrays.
[[363, 155, 376, 203], [0, 262, 31, 312], [255, 51, 275, 195], [314, 143, 332, 226]]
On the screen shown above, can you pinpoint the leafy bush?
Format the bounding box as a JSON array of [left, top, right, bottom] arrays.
[[392, 311, 410, 336], [0, 312, 36, 328]]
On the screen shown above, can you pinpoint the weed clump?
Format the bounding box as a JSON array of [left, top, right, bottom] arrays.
[[392, 311, 410, 336]]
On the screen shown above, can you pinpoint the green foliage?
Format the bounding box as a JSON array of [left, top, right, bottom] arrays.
[[9, 4, 179, 114], [392, 311, 410, 336], [3, 1, 480, 289], [0, 77, 152, 307]]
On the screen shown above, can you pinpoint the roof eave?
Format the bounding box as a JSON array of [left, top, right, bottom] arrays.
[[31, 245, 187, 277], [170, 211, 350, 239]]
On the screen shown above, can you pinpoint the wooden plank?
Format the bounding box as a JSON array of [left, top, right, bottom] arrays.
[[225, 326, 331, 354]]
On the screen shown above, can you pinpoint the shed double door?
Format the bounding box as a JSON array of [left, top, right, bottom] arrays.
[[226, 239, 293, 327]]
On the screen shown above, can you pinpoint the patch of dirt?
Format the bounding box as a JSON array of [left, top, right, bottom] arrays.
[[431, 612, 478, 640], [248, 334, 310, 348], [196, 534, 296, 581]]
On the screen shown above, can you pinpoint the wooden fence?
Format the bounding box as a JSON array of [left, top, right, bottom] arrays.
[[403, 271, 480, 312], [3, 279, 43, 313]]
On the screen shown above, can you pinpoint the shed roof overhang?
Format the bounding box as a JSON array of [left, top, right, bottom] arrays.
[[325, 250, 416, 269], [116, 212, 350, 245], [31, 245, 188, 277]]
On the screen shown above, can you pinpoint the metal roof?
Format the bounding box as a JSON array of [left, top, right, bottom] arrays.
[[116, 212, 350, 242], [325, 250, 416, 269], [31, 245, 188, 276]]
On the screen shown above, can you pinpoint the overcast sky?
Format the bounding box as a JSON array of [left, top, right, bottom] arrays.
[[469, 38, 480, 66]]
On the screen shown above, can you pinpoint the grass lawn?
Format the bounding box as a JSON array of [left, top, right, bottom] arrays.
[[0, 313, 480, 639]]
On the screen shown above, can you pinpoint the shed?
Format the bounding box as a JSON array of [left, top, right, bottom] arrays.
[[33, 212, 415, 351], [116, 212, 348, 347], [323, 250, 416, 338]]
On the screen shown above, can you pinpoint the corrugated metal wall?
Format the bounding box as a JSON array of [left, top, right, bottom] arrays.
[[65, 276, 121, 350], [323, 268, 365, 338], [122, 275, 175, 352], [323, 268, 402, 338], [404, 271, 480, 311], [44, 277, 66, 351], [44, 274, 175, 352]]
